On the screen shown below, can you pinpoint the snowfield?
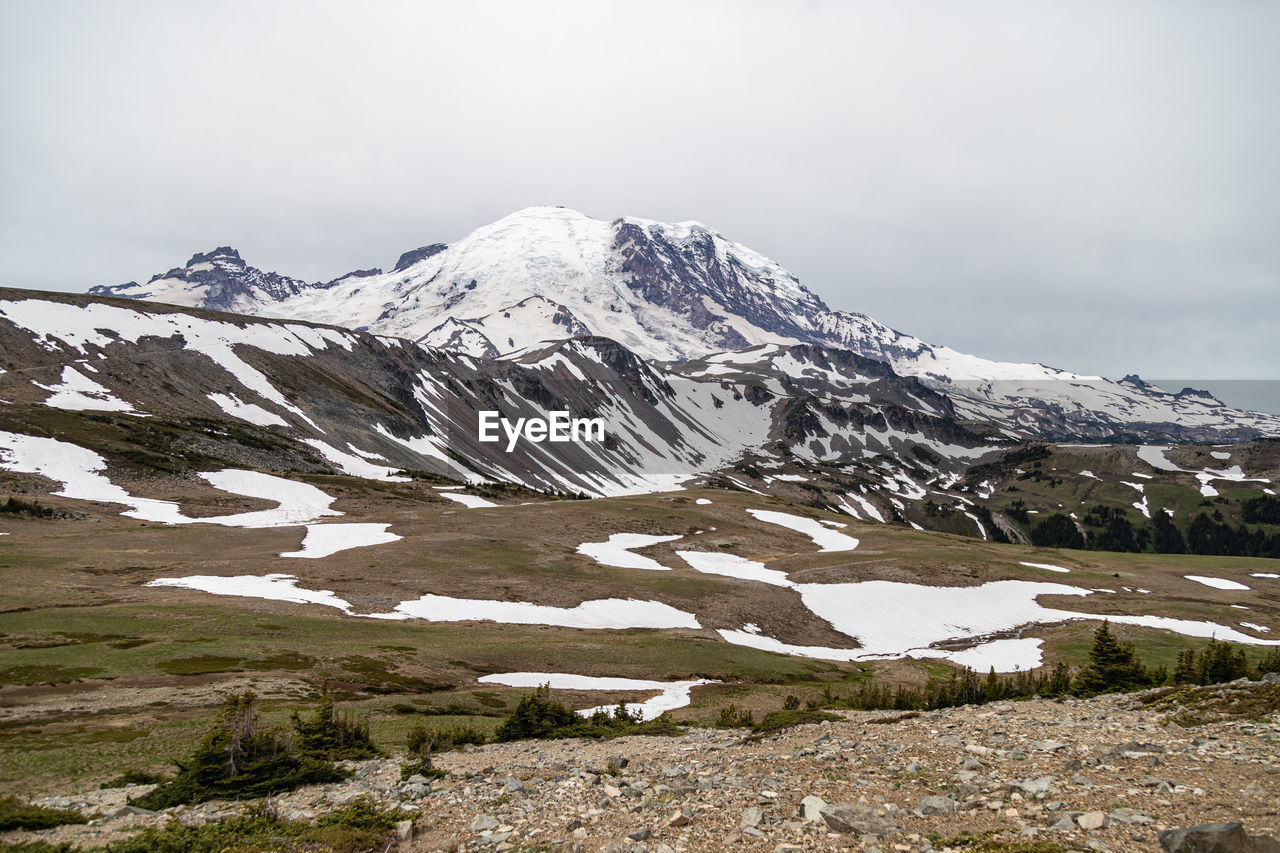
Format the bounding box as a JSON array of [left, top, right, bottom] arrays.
[[720, 575, 1280, 672], [0, 299, 343, 428]]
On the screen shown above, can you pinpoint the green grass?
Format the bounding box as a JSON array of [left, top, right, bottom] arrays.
[[1039, 620, 1280, 675]]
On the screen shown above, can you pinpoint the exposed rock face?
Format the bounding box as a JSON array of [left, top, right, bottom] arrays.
[[393, 243, 447, 272]]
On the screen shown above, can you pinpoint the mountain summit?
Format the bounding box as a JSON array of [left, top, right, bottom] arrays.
[[87, 207, 1037, 373]]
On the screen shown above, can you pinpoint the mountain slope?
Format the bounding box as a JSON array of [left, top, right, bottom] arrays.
[[0, 288, 997, 502], [5, 288, 1280, 552]]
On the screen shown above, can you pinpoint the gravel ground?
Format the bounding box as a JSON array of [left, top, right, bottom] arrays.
[[7, 685, 1278, 852]]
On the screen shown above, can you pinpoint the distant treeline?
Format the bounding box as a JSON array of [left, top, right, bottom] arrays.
[[803, 625, 1280, 714], [1020, 496, 1280, 559]]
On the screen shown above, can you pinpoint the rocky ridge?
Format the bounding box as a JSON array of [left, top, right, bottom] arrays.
[[8, 683, 1278, 853]]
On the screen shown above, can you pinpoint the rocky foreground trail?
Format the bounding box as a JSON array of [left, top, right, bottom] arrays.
[[8, 684, 1279, 852]]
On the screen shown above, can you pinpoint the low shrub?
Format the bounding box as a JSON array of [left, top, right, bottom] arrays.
[[0, 796, 87, 832], [105, 799, 410, 853], [714, 704, 754, 728], [100, 769, 167, 789], [493, 686, 682, 742], [752, 709, 841, 734]]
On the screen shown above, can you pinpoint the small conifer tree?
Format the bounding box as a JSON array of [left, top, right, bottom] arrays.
[[1072, 622, 1151, 695]]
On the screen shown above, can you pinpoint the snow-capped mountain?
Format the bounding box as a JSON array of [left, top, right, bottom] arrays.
[[89, 206, 1280, 443], [91, 206, 885, 359]]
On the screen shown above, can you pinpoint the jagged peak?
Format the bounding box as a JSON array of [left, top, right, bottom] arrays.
[[186, 247, 244, 267]]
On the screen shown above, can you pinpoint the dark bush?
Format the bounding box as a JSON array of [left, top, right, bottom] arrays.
[[493, 685, 680, 742], [714, 704, 754, 728], [290, 687, 380, 761], [132, 693, 348, 810]]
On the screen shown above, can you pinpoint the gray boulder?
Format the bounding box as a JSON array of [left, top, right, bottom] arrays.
[[917, 796, 956, 816], [1159, 823, 1280, 853], [820, 802, 898, 837], [800, 795, 828, 822], [470, 814, 499, 832]]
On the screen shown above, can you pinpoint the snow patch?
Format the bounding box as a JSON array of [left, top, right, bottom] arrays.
[[745, 509, 859, 551], [435, 489, 499, 509], [208, 392, 288, 427], [281, 523, 401, 558], [0, 431, 339, 527], [146, 573, 353, 613], [36, 366, 135, 413], [1184, 575, 1250, 591], [677, 551, 794, 588], [374, 594, 700, 629], [1019, 561, 1070, 574], [577, 533, 681, 571], [303, 439, 410, 481]]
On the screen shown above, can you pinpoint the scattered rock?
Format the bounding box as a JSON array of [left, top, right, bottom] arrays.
[[667, 807, 692, 827]]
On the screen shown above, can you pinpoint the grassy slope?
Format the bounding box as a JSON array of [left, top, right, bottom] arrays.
[[2, 414, 1278, 795]]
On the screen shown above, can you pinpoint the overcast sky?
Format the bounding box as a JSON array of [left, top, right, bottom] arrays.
[[2, 1, 1277, 380]]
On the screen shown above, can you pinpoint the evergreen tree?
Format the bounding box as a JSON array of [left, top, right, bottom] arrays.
[[134, 693, 347, 810], [1029, 513, 1085, 549], [1151, 513, 1186, 554], [1173, 649, 1197, 684], [1072, 622, 1151, 695], [493, 685, 577, 741], [290, 686, 380, 761], [1197, 639, 1249, 684]]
